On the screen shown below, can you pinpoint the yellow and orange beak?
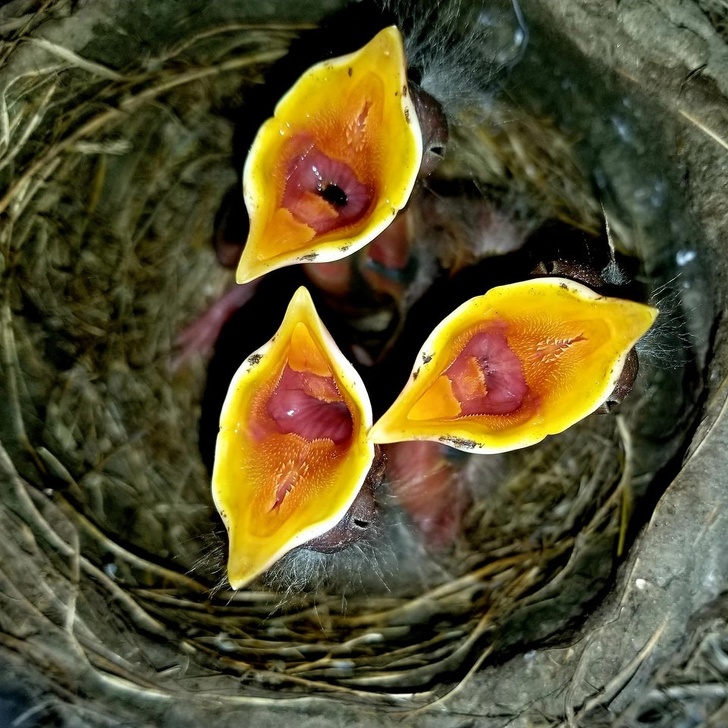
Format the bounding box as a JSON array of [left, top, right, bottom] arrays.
[[212, 287, 374, 588], [236, 26, 423, 284], [369, 278, 658, 454]]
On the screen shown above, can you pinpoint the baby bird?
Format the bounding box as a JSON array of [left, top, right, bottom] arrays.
[[190, 2, 657, 589], [211, 286, 385, 588], [178, 0, 526, 369], [369, 277, 657, 453], [206, 272, 656, 588]]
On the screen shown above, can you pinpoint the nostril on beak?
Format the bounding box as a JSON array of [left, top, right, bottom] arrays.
[[409, 82, 448, 177], [352, 518, 371, 530]]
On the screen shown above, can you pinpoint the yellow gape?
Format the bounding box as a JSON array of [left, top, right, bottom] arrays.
[[212, 287, 374, 588], [237, 26, 423, 284], [369, 278, 658, 454]]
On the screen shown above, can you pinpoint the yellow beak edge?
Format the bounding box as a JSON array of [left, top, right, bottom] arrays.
[[237, 26, 423, 284], [369, 278, 658, 454], [212, 287, 375, 588]]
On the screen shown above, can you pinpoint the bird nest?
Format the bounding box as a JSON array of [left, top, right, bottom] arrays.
[[0, 0, 711, 722]]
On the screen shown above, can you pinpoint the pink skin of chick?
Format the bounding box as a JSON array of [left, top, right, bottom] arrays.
[[385, 439, 472, 548]]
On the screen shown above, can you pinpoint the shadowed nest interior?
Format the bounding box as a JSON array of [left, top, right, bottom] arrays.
[[0, 0, 713, 722]]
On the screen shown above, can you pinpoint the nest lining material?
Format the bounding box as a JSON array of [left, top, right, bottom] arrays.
[[0, 3, 703, 718]]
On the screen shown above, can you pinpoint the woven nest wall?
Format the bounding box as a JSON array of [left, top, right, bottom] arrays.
[[0, 1, 726, 726]]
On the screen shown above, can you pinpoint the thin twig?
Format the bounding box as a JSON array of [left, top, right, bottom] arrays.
[[557, 619, 667, 727], [679, 109, 728, 153], [0, 50, 284, 215], [27, 37, 124, 80]]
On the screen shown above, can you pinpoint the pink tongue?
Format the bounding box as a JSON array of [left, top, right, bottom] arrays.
[[267, 367, 353, 444], [281, 137, 374, 234], [446, 331, 528, 416]]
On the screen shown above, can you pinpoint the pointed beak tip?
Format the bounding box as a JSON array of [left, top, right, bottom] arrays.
[[234, 253, 262, 285], [234, 261, 250, 285], [213, 286, 376, 582], [364, 279, 661, 457], [238, 25, 420, 273], [226, 559, 255, 591], [226, 535, 279, 590], [367, 427, 384, 445], [368, 419, 400, 446], [227, 576, 245, 591]]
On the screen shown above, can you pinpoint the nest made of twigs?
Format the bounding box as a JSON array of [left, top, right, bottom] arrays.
[[0, 2, 702, 718]]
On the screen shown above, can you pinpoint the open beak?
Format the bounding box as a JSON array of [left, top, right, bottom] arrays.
[[212, 287, 374, 588], [369, 278, 658, 454], [236, 26, 423, 284]]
